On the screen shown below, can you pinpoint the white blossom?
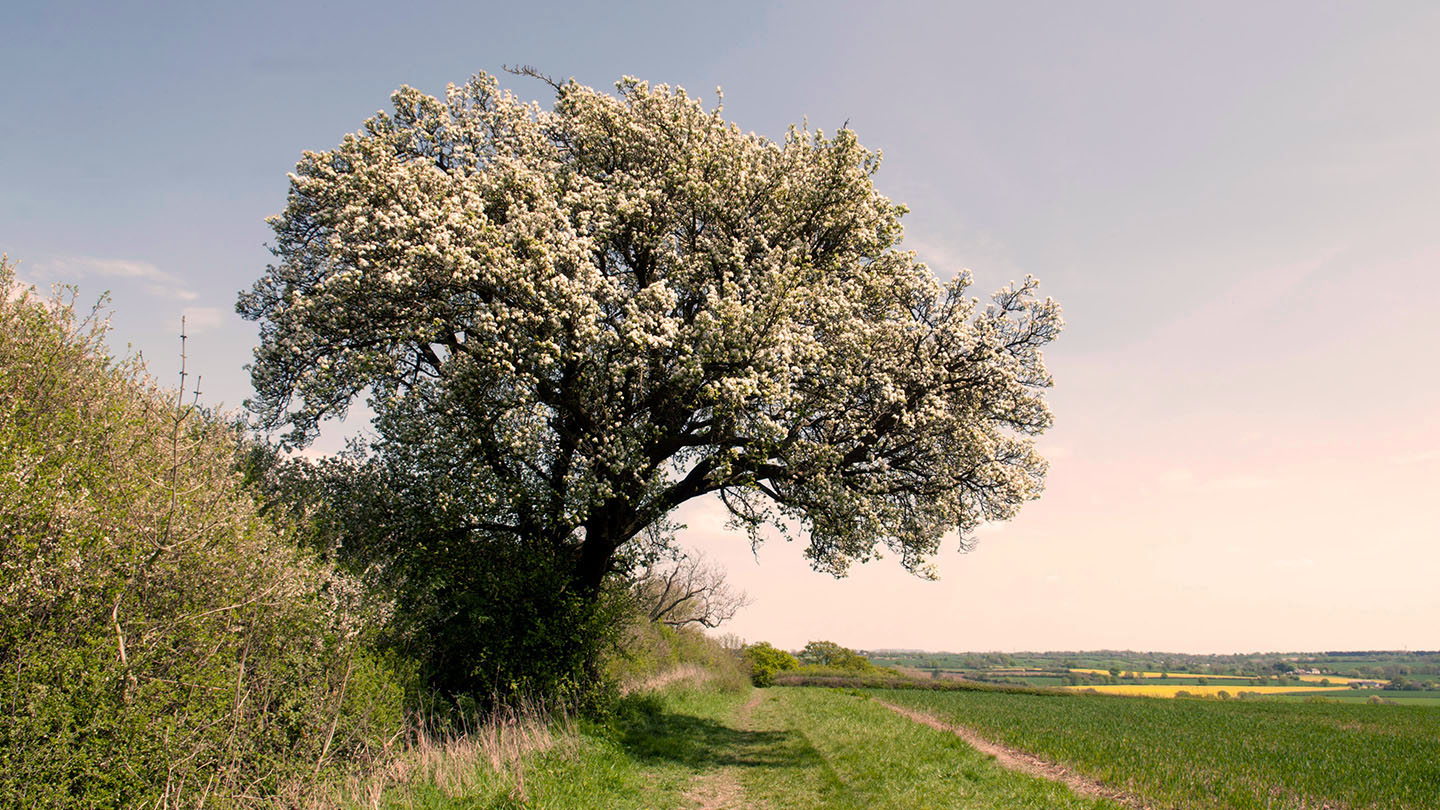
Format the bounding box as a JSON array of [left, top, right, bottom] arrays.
[[238, 72, 1063, 585]]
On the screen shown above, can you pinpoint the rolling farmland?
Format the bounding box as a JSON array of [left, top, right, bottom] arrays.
[[873, 686, 1440, 810], [1066, 684, 1351, 698], [1068, 668, 1374, 685]]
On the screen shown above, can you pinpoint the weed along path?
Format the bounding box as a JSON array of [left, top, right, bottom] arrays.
[[873, 699, 1156, 810]]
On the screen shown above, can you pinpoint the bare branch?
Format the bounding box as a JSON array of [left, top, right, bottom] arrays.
[[502, 63, 562, 91], [633, 552, 750, 629]]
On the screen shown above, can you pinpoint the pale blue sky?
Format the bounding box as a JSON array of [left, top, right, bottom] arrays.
[[5, 1, 1437, 653]]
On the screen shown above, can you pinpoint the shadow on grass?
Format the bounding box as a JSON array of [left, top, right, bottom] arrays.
[[610, 694, 821, 773]]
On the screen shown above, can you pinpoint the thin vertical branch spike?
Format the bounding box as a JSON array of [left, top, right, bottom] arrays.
[[177, 315, 187, 413]]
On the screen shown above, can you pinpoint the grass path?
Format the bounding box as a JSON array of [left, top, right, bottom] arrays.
[[680, 691, 766, 809], [370, 686, 1130, 808]]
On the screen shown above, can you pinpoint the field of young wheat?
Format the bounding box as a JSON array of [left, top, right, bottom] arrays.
[[874, 687, 1440, 810]]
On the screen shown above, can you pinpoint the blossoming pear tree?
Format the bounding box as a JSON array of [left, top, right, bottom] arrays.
[[239, 72, 1062, 603]]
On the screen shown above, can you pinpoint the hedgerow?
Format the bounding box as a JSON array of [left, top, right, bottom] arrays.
[[0, 259, 403, 807]]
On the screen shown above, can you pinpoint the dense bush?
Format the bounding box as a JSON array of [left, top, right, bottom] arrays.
[[0, 261, 403, 807], [245, 446, 632, 713], [742, 642, 800, 687], [608, 613, 747, 693]]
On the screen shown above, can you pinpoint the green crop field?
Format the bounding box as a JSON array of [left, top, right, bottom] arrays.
[[1277, 690, 1440, 706], [873, 687, 1440, 810]]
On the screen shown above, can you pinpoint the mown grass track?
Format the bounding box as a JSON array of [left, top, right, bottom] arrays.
[[874, 687, 1440, 810], [373, 686, 1126, 809]]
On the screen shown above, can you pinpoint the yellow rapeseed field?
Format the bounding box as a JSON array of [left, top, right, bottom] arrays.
[[1065, 684, 1352, 698], [1068, 668, 1372, 685]]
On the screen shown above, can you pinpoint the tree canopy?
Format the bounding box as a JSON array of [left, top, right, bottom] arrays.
[[239, 71, 1062, 601], [798, 640, 873, 671], [741, 642, 800, 687]]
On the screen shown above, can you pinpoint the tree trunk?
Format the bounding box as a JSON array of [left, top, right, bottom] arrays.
[[574, 534, 615, 597]]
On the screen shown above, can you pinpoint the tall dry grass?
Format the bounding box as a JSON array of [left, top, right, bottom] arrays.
[[311, 702, 575, 809], [620, 662, 717, 695]]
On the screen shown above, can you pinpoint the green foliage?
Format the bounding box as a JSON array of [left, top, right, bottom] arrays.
[[743, 642, 801, 687], [246, 447, 630, 713], [0, 261, 402, 806], [249, 448, 751, 711], [798, 640, 874, 671], [608, 615, 748, 693]]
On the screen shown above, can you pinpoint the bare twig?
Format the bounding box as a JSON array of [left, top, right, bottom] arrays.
[[313, 656, 355, 779], [634, 552, 750, 628], [502, 63, 562, 91]]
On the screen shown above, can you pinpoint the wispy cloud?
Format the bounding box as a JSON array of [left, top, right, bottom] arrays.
[[1157, 468, 1275, 492], [1210, 474, 1276, 492], [1271, 558, 1317, 570], [1391, 450, 1440, 465], [32, 256, 197, 301], [1159, 468, 1195, 486], [181, 306, 225, 334], [903, 236, 969, 278], [3, 257, 47, 300], [1040, 443, 1074, 461], [902, 228, 1026, 287], [2, 270, 28, 301], [1122, 245, 1349, 355], [972, 521, 1008, 538]]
